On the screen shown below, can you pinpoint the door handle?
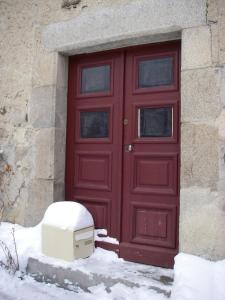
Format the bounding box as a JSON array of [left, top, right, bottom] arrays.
[[125, 144, 134, 152]]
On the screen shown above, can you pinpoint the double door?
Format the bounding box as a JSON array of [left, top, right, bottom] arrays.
[[66, 41, 180, 267]]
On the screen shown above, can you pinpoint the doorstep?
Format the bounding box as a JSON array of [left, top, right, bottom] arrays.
[[26, 248, 173, 297]]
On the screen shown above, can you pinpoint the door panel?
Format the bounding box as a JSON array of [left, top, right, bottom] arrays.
[[120, 42, 180, 267], [66, 50, 124, 241], [74, 151, 112, 191], [66, 42, 180, 267], [131, 203, 177, 248], [132, 153, 178, 195]]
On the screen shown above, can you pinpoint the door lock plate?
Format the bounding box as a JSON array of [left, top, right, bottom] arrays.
[[125, 144, 133, 152], [123, 119, 128, 125]]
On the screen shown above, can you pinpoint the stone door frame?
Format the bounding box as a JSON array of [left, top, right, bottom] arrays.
[[51, 31, 182, 203]]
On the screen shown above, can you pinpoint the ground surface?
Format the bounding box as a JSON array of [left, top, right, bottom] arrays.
[[0, 267, 168, 300], [0, 222, 225, 300], [0, 222, 171, 300]]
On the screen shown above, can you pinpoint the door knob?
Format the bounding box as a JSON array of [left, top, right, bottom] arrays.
[[125, 144, 133, 152]]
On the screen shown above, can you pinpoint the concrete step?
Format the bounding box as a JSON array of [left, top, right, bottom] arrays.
[[26, 252, 173, 297]]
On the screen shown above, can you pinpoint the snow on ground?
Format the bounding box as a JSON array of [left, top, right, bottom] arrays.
[[0, 222, 41, 271], [0, 267, 166, 300], [171, 253, 225, 300], [0, 222, 168, 300], [0, 222, 225, 300], [95, 229, 119, 245], [0, 221, 171, 288]]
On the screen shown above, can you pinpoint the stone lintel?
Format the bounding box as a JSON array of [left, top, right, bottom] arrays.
[[42, 0, 206, 54]]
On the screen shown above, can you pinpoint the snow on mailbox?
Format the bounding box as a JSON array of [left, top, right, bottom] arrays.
[[42, 201, 94, 261]]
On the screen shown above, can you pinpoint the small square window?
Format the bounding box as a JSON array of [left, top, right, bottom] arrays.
[[138, 57, 173, 88], [81, 65, 110, 93], [138, 107, 172, 138], [80, 111, 109, 138]]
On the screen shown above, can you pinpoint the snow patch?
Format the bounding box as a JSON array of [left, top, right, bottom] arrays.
[[4, 222, 225, 300], [0, 268, 168, 300], [0, 222, 42, 271], [42, 201, 94, 231], [91, 247, 121, 263], [171, 253, 225, 300], [95, 228, 107, 236], [95, 229, 119, 245], [0, 222, 172, 300]]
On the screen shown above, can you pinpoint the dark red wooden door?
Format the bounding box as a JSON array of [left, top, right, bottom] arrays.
[[66, 42, 180, 267], [66, 50, 124, 242], [120, 43, 180, 267]]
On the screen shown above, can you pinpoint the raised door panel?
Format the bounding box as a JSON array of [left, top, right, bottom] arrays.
[[74, 152, 112, 191], [132, 153, 178, 195], [131, 203, 177, 248]]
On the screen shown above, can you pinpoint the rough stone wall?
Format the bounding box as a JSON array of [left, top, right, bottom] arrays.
[[179, 0, 225, 260], [0, 0, 225, 260], [0, 1, 34, 223], [0, 0, 133, 224]]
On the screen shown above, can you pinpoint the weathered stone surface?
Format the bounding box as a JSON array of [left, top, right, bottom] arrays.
[[193, 125, 219, 188], [181, 26, 212, 70], [42, 0, 206, 53], [206, 0, 219, 23], [54, 128, 67, 182], [217, 140, 225, 192], [55, 87, 68, 129], [53, 181, 65, 202], [29, 85, 67, 129], [32, 27, 57, 88], [3, 195, 27, 225], [25, 179, 54, 226], [0, 128, 9, 139], [179, 187, 225, 260], [216, 108, 225, 192], [34, 129, 54, 180], [207, 2, 225, 65], [211, 23, 220, 64], [29, 86, 56, 128], [181, 67, 220, 123], [216, 109, 225, 140], [220, 66, 225, 106], [35, 0, 82, 25], [180, 124, 219, 189], [218, 13, 225, 64], [180, 123, 195, 187], [0, 1, 35, 225], [0, 66, 31, 127], [56, 54, 68, 89], [0, 127, 34, 224]]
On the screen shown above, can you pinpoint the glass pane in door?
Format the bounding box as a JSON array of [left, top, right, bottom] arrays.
[[80, 110, 109, 138], [138, 107, 172, 137], [81, 65, 110, 93], [138, 57, 173, 88]]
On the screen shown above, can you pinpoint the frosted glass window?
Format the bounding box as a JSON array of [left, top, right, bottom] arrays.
[[81, 65, 110, 93], [138, 107, 172, 137], [80, 111, 109, 138], [138, 57, 173, 88]]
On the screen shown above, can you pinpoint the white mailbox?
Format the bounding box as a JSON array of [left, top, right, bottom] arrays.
[[42, 201, 94, 261]]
